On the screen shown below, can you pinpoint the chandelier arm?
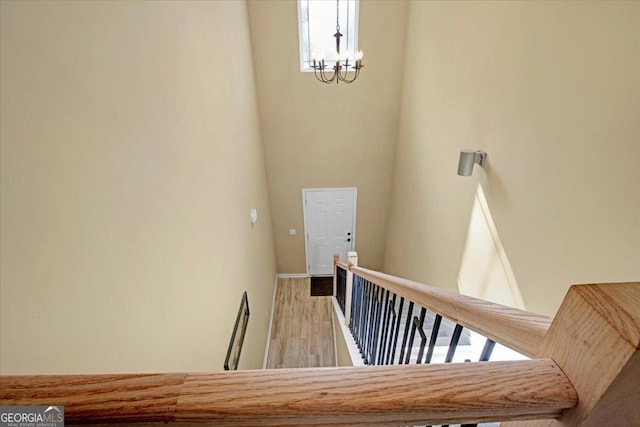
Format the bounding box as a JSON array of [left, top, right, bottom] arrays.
[[319, 66, 327, 82], [342, 64, 350, 80], [340, 66, 361, 84], [320, 65, 338, 84], [337, 62, 352, 82], [312, 63, 336, 84], [314, 66, 330, 84]]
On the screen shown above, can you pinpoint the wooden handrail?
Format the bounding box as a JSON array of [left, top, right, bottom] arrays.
[[503, 282, 640, 427], [350, 265, 552, 357], [0, 359, 576, 426], [336, 261, 349, 270]]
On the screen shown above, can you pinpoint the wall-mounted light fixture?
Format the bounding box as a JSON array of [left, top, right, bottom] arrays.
[[457, 149, 487, 176]]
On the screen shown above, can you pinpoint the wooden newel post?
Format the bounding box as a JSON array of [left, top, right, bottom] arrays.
[[504, 282, 640, 427], [345, 251, 358, 326]]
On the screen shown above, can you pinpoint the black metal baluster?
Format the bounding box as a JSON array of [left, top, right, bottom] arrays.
[[389, 297, 404, 364], [336, 266, 347, 314], [378, 291, 391, 365], [351, 276, 359, 348], [367, 285, 380, 365], [360, 281, 370, 361], [404, 315, 418, 364], [372, 289, 388, 365], [367, 283, 379, 365], [479, 338, 496, 361], [359, 279, 370, 359], [398, 301, 414, 364], [348, 275, 355, 334], [424, 313, 442, 364], [404, 307, 426, 364], [365, 283, 378, 365], [414, 308, 428, 363], [348, 276, 356, 334], [385, 297, 397, 364], [373, 286, 384, 364], [362, 281, 370, 360], [368, 286, 381, 364], [373, 288, 389, 365], [351, 275, 362, 349], [378, 291, 392, 364], [445, 324, 464, 363], [359, 280, 369, 361], [351, 276, 362, 345], [359, 278, 368, 353]]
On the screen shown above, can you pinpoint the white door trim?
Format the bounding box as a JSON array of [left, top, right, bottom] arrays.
[[302, 187, 357, 276]]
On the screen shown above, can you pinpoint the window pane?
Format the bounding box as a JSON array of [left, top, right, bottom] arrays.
[[298, 0, 359, 71]]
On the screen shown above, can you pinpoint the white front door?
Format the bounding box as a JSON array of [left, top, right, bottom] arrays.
[[303, 188, 356, 276]]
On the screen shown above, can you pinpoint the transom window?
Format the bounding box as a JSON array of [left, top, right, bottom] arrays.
[[297, 0, 359, 71]]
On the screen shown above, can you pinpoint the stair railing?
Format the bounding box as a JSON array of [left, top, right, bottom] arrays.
[[333, 252, 639, 427], [1, 253, 637, 426]]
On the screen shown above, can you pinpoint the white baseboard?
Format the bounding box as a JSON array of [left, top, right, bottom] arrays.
[[276, 273, 309, 278], [262, 275, 279, 369]]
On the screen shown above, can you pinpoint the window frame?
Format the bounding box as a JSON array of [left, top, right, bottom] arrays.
[[297, 0, 360, 73]]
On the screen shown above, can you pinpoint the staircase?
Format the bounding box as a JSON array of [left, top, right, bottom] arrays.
[[1, 253, 638, 426]]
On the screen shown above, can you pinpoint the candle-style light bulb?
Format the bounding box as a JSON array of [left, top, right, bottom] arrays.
[[356, 50, 364, 68]]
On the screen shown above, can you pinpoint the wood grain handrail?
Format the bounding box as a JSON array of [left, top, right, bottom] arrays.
[[350, 266, 552, 357], [0, 359, 576, 426], [503, 282, 640, 427], [335, 261, 349, 270]]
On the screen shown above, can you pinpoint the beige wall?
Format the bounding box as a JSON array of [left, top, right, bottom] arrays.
[[247, 0, 408, 273], [384, 1, 640, 316], [0, 1, 276, 374]]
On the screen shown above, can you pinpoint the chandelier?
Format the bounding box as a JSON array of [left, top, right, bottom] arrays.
[[310, 0, 364, 84]]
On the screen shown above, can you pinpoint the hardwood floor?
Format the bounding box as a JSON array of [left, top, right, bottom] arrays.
[[266, 277, 336, 369]]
